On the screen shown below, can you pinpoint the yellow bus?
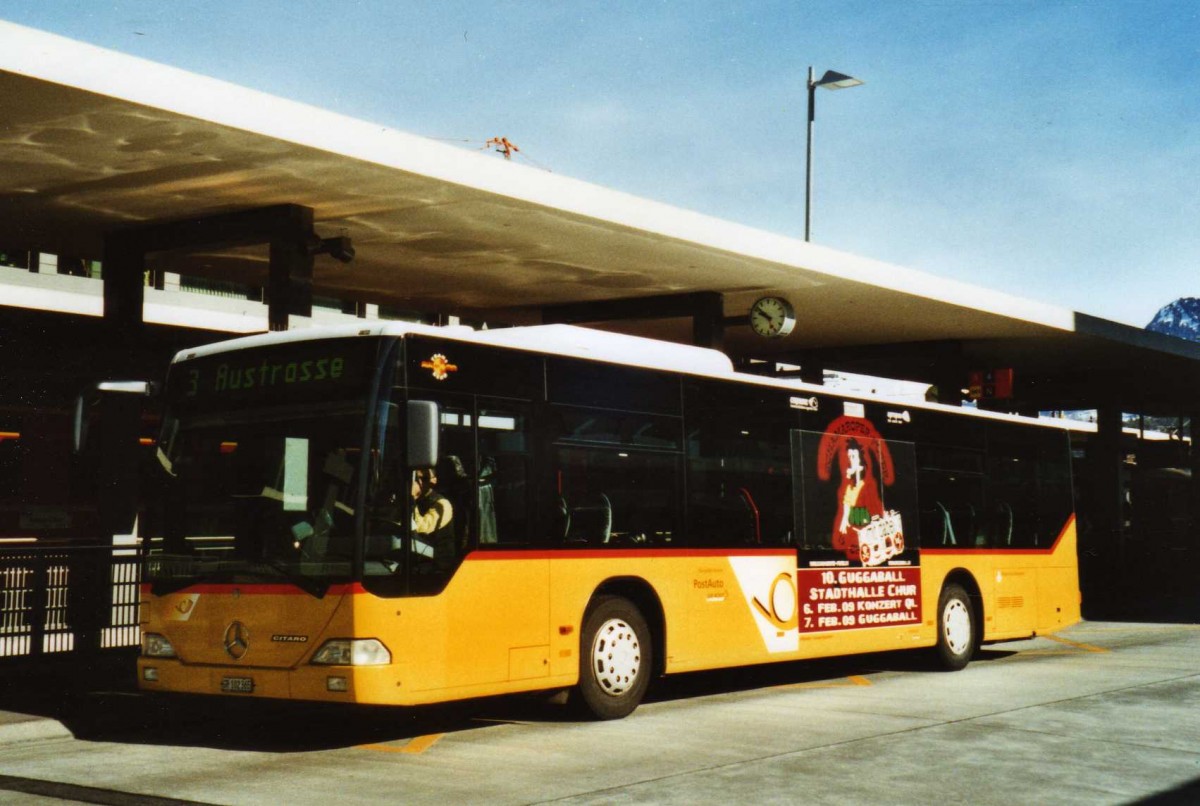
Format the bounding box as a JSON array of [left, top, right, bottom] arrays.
[[134, 322, 1080, 719]]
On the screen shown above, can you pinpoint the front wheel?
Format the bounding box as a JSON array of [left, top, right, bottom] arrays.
[[934, 583, 976, 671], [575, 596, 652, 720]]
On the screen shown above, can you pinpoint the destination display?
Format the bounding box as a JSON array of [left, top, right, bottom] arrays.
[[168, 337, 379, 412]]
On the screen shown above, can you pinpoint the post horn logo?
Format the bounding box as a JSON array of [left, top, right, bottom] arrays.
[[420, 353, 458, 381], [223, 621, 250, 660]]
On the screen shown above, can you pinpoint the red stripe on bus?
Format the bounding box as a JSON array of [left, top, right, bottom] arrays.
[[136, 515, 1072, 596], [139, 582, 365, 595], [922, 514, 1075, 557], [464, 548, 795, 561]]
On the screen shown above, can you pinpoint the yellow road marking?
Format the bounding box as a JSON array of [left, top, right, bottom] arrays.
[[777, 674, 873, 691], [360, 733, 445, 755], [471, 718, 540, 726], [1069, 624, 1200, 632]]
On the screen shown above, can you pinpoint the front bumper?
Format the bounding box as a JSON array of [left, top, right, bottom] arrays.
[[137, 657, 404, 705]]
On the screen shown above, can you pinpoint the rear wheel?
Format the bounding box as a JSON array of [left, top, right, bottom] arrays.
[[575, 596, 651, 720], [935, 583, 976, 670]]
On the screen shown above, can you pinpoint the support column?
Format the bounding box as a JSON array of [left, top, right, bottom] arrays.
[[799, 361, 823, 385], [930, 366, 964, 406], [692, 292, 725, 351], [1190, 412, 1200, 538], [105, 204, 323, 333], [101, 237, 146, 356], [1085, 406, 1125, 614], [268, 237, 314, 331], [922, 342, 967, 405]]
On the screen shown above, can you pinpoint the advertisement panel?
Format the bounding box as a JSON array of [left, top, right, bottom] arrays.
[[795, 399, 923, 632]]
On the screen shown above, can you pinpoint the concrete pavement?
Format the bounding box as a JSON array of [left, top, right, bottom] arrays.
[[0, 712, 68, 747], [0, 652, 132, 748], [0, 622, 1196, 805]]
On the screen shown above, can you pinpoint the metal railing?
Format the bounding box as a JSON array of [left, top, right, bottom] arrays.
[[0, 545, 141, 660]]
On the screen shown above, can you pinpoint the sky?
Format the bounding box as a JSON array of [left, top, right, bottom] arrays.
[[4, 0, 1198, 327]]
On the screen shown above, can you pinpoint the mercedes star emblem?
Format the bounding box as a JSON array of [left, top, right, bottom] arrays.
[[223, 620, 249, 660]]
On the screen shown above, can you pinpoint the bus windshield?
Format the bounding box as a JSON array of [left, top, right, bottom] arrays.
[[144, 404, 368, 597]]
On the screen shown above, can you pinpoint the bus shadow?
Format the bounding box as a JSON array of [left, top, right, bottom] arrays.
[[0, 656, 495, 752], [55, 691, 504, 752], [0, 647, 1017, 753], [647, 647, 1013, 706]]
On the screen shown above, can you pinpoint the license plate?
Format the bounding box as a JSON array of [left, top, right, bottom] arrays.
[[220, 676, 254, 693]]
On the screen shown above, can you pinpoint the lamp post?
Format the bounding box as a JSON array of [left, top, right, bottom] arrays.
[[805, 66, 863, 242]]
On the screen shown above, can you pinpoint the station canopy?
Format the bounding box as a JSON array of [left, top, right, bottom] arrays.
[[2, 20, 1198, 414]]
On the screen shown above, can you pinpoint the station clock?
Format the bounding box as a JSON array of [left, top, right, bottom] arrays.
[[749, 296, 797, 338]]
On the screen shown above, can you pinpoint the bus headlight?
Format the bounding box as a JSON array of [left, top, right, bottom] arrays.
[[310, 638, 391, 666], [142, 633, 177, 658]]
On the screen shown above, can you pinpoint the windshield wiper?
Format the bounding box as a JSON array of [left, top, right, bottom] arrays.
[[146, 556, 331, 598], [149, 574, 202, 597], [254, 558, 331, 599], [146, 553, 204, 596]]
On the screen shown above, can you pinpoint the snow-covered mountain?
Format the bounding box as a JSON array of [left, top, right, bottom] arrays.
[[1146, 298, 1200, 342]]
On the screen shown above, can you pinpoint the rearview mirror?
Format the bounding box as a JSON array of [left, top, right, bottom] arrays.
[[406, 400, 439, 469], [73, 380, 158, 454]]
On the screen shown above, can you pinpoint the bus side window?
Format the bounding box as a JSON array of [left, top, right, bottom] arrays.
[[477, 403, 533, 546], [553, 445, 680, 548], [435, 403, 476, 553], [916, 444, 985, 547], [685, 405, 794, 547]]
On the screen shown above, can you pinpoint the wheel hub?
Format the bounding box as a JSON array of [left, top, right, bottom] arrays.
[[943, 599, 971, 655], [591, 617, 641, 696]]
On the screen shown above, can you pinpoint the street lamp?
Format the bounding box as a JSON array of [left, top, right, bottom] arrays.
[[805, 66, 864, 242]]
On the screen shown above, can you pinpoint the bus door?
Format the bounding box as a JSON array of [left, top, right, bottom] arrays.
[[366, 394, 549, 690]]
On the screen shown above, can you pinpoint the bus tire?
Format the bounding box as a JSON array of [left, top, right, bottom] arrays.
[[934, 583, 975, 671], [575, 596, 652, 720]]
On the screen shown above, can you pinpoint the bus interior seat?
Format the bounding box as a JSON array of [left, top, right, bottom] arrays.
[[477, 456, 498, 544], [919, 504, 944, 546], [436, 455, 471, 548], [550, 495, 571, 540], [936, 502, 956, 546], [688, 491, 755, 545], [984, 501, 1013, 547], [957, 504, 976, 547], [737, 487, 762, 543], [568, 493, 612, 544]]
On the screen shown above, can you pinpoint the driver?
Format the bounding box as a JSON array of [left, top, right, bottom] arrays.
[[411, 468, 454, 569]]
